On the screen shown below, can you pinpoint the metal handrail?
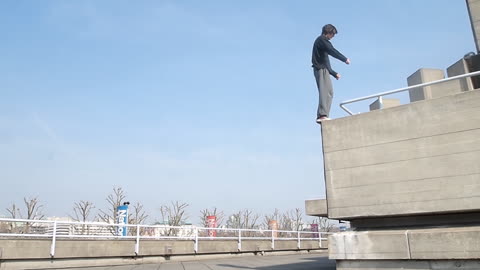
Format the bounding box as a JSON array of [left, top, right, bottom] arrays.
[[340, 70, 480, 115]]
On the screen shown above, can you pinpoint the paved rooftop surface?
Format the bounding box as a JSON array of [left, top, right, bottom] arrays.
[[67, 253, 335, 270]]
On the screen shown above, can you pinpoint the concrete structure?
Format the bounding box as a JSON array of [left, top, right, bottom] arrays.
[[309, 89, 480, 269], [467, 0, 480, 53], [0, 238, 326, 269], [407, 68, 467, 102], [369, 98, 400, 111], [305, 199, 327, 217], [447, 58, 475, 91], [322, 90, 480, 220]]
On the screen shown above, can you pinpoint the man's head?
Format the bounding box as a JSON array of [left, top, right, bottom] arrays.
[[322, 24, 337, 40]]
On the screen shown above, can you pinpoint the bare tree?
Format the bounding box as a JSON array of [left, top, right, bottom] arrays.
[[281, 208, 303, 231], [22, 197, 45, 233], [159, 201, 189, 226], [71, 201, 95, 222], [311, 217, 334, 232], [24, 197, 45, 220], [199, 207, 224, 228], [6, 203, 22, 219], [5, 203, 22, 233], [70, 200, 95, 235], [227, 209, 260, 235], [127, 202, 149, 236], [263, 209, 281, 229], [129, 202, 149, 225], [97, 186, 127, 224], [319, 217, 334, 232]]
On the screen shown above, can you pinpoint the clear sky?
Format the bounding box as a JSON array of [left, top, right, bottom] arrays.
[[0, 0, 475, 224]]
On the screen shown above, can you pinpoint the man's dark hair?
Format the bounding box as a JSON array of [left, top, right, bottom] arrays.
[[322, 24, 338, 35]]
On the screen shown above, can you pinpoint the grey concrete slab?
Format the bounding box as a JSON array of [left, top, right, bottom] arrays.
[[447, 58, 474, 91], [321, 90, 480, 219], [337, 260, 480, 270], [43, 254, 335, 270], [369, 98, 400, 111], [305, 199, 328, 217], [329, 226, 480, 260]]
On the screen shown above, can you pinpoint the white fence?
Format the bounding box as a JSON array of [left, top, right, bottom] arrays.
[[0, 218, 328, 257]]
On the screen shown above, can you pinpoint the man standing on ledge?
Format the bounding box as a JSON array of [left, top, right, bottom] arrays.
[[312, 24, 350, 124]]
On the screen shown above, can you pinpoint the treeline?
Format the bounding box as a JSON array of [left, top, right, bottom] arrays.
[[3, 186, 334, 231]]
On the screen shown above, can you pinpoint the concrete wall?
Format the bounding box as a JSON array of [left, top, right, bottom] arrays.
[[329, 226, 480, 260], [321, 90, 480, 220], [468, 0, 480, 53], [0, 238, 324, 260], [337, 260, 480, 270], [407, 68, 465, 102]]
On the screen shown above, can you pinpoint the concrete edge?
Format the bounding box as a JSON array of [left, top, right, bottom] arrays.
[[0, 249, 328, 269]]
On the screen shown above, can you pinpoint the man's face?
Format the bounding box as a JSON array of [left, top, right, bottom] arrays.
[[326, 33, 335, 40]]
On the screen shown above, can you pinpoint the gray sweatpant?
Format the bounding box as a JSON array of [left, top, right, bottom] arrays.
[[313, 68, 333, 118]]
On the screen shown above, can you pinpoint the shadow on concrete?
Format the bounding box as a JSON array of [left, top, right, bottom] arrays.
[[215, 256, 336, 270]]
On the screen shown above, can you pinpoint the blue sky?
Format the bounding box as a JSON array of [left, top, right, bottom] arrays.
[[0, 0, 475, 224]]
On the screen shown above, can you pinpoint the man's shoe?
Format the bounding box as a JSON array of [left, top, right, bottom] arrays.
[[316, 116, 331, 124]]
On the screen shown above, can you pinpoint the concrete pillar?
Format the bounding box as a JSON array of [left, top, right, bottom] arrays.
[[369, 98, 400, 111], [407, 68, 444, 102], [407, 68, 465, 102], [447, 58, 474, 91], [467, 0, 480, 53]]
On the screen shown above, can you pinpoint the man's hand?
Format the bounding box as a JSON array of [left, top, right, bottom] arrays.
[[335, 73, 341, 80], [345, 58, 350, 65]]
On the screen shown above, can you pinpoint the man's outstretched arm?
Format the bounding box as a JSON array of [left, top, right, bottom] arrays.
[[323, 40, 348, 63]]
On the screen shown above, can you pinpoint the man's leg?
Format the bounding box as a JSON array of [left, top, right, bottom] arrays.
[[314, 68, 333, 118]]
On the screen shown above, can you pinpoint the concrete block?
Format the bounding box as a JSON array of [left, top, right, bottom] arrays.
[[241, 240, 271, 251], [407, 68, 464, 102], [321, 90, 480, 219], [198, 240, 238, 253], [468, 0, 480, 52], [409, 226, 480, 259], [0, 239, 51, 259], [329, 231, 409, 260], [369, 98, 400, 111], [305, 199, 328, 217], [330, 226, 480, 261], [447, 58, 474, 91], [407, 68, 444, 102], [337, 260, 480, 270], [139, 240, 193, 256], [273, 240, 298, 250], [298, 240, 323, 250]]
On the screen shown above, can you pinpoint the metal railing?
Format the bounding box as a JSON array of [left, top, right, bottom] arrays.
[[0, 218, 328, 257], [339, 70, 480, 115]]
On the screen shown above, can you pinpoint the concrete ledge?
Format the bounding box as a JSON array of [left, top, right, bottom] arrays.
[[322, 90, 480, 220], [337, 259, 480, 270], [0, 239, 324, 260], [305, 199, 328, 217], [329, 226, 480, 260], [0, 248, 327, 270]]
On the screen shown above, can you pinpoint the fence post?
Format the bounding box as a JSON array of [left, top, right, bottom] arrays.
[[297, 231, 301, 249], [237, 229, 242, 251], [319, 232, 322, 248], [50, 221, 57, 257], [135, 225, 140, 255], [271, 230, 275, 250], [194, 227, 199, 253]]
